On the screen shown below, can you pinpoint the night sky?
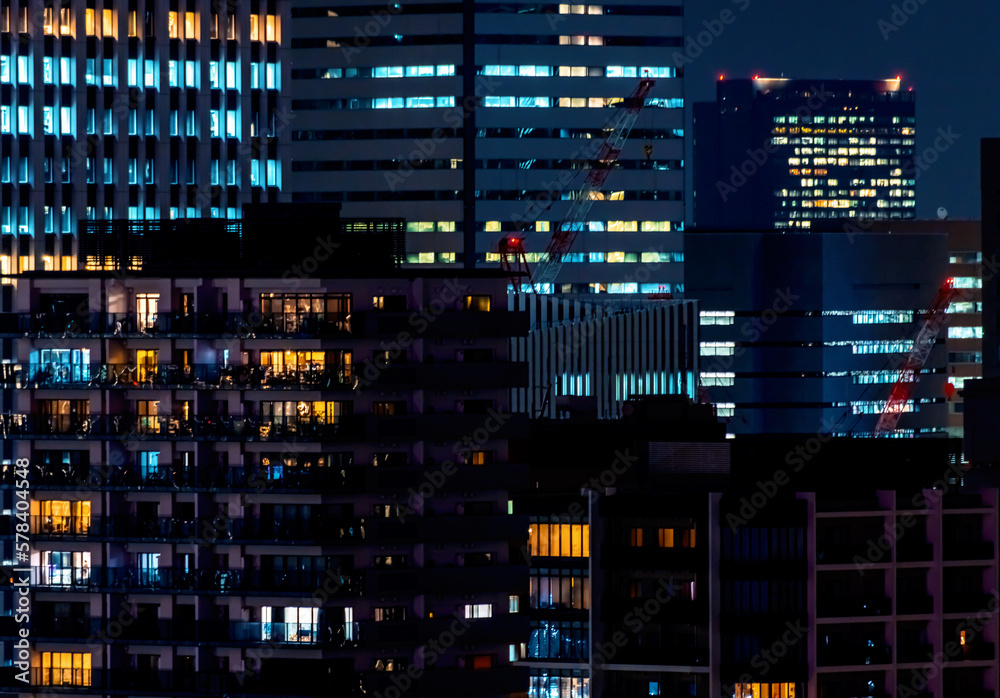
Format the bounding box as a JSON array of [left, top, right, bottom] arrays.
[[683, 0, 996, 224]]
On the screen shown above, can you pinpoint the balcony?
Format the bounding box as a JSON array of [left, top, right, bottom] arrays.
[[6, 362, 354, 390], [26, 566, 364, 596], [943, 541, 995, 561], [0, 413, 364, 441], [0, 310, 353, 338]]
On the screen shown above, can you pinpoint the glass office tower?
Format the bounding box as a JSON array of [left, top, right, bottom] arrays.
[[0, 0, 288, 273], [289, 1, 685, 294]]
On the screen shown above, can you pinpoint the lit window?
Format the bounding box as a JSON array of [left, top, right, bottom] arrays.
[[41, 652, 92, 687], [184, 11, 196, 39], [265, 14, 276, 41], [85, 8, 96, 35], [509, 595, 519, 613], [464, 603, 492, 619], [463, 295, 491, 312], [630, 527, 643, 547], [102, 9, 114, 37], [168, 11, 178, 38], [528, 523, 589, 557]]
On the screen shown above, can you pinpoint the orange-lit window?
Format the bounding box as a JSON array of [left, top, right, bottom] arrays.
[[128, 10, 137, 36], [960, 630, 967, 645], [36, 501, 92, 534], [250, 14, 259, 40], [102, 9, 114, 37], [658, 528, 674, 547], [167, 11, 178, 38], [41, 653, 92, 687], [43, 6, 55, 34], [184, 11, 196, 38], [630, 527, 643, 547], [60, 7, 72, 34], [735, 683, 796, 698], [470, 655, 494, 670], [265, 14, 276, 41], [528, 523, 589, 557], [85, 8, 96, 35]]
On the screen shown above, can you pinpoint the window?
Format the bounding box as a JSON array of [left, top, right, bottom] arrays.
[[41, 653, 92, 687], [464, 295, 491, 311], [658, 527, 696, 548], [509, 595, 520, 613], [37, 501, 91, 534], [528, 523, 589, 557], [374, 658, 407, 672], [630, 527, 643, 547], [41, 551, 91, 586], [138, 552, 160, 584], [464, 603, 492, 619], [168, 11, 178, 37], [262, 606, 318, 643], [374, 607, 407, 622], [530, 570, 589, 609]]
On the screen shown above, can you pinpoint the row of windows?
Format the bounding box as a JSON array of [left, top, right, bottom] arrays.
[[291, 3, 682, 17], [292, 96, 681, 110], [293, 190, 683, 202], [293, 64, 456, 79], [481, 64, 676, 78], [291, 158, 682, 172], [291, 127, 682, 141], [295, 34, 684, 48]]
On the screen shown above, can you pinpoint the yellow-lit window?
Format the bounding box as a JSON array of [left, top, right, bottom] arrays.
[[168, 11, 178, 38], [630, 527, 643, 547], [59, 7, 72, 34], [587, 36, 604, 45], [19, 256, 34, 273], [463, 295, 491, 312], [38, 501, 91, 534], [43, 6, 55, 34], [210, 13, 219, 39], [658, 528, 674, 547], [61, 256, 76, 271], [250, 14, 260, 40], [42, 255, 54, 271], [265, 14, 276, 41], [471, 451, 487, 465], [184, 12, 196, 38], [735, 684, 795, 698], [85, 8, 96, 35], [42, 652, 92, 687], [606, 251, 626, 263], [127, 10, 138, 36], [484, 221, 501, 232], [102, 9, 114, 37]]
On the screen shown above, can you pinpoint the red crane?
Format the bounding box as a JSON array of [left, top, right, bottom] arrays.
[[500, 78, 656, 293], [873, 278, 959, 437]]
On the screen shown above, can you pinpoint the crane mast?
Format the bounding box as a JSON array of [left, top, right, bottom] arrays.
[[500, 78, 655, 293], [873, 278, 958, 437]]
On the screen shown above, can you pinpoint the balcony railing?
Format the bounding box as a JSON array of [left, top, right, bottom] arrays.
[[25, 566, 364, 595], [0, 414, 362, 440], [7, 462, 362, 491], [0, 311, 352, 338], [7, 362, 353, 390]]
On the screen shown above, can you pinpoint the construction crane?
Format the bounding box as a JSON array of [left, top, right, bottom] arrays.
[[873, 277, 959, 437], [499, 78, 656, 293]]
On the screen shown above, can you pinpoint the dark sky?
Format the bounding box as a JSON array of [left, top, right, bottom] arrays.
[[683, 0, 995, 223]]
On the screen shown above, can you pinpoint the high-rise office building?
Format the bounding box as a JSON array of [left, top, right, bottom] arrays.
[[694, 78, 916, 230], [0, 0, 288, 274], [289, 1, 685, 294], [686, 229, 951, 436]]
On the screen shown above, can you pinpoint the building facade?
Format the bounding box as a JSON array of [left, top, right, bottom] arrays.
[[694, 78, 916, 230], [0, 0, 289, 274], [289, 0, 685, 294], [685, 229, 951, 436], [0, 215, 529, 697]]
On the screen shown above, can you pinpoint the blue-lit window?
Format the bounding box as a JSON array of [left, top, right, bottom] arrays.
[[127, 58, 138, 86], [128, 159, 138, 184], [185, 61, 197, 88], [17, 106, 29, 134], [437, 64, 455, 76], [144, 160, 154, 184], [169, 110, 179, 136], [85, 158, 95, 183], [518, 97, 550, 107], [606, 66, 637, 78], [436, 96, 454, 107], [209, 110, 220, 137], [18, 158, 29, 183], [588, 252, 604, 263], [265, 63, 276, 89], [0, 106, 9, 133], [374, 98, 403, 109], [17, 56, 29, 84], [375, 66, 405, 78], [250, 159, 260, 186], [103, 108, 113, 135], [60, 207, 70, 232], [139, 452, 159, 479], [211, 207, 220, 218], [227, 160, 237, 185], [44, 206, 53, 233], [60, 57, 72, 84], [226, 111, 237, 137], [405, 96, 434, 108], [103, 58, 114, 86], [484, 96, 515, 107], [266, 159, 278, 188], [168, 60, 179, 87], [250, 63, 261, 89], [648, 681, 661, 696], [145, 109, 155, 136], [85, 58, 97, 85], [0, 56, 9, 83], [211, 160, 219, 185], [226, 62, 237, 89], [209, 61, 220, 88], [227, 207, 238, 219], [103, 158, 113, 184], [43, 107, 55, 134], [640, 66, 676, 78], [186, 111, 196, 136], [128, 110, 138, 135], [144, 61, 156, 88]]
